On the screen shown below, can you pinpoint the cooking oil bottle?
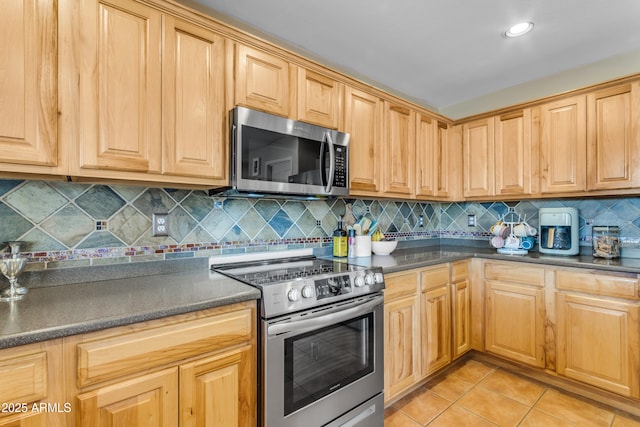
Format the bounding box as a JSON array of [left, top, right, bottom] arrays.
[[333, 216, 348, 257]]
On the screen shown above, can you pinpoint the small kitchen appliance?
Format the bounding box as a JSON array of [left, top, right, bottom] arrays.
[[210, 106, 350, 198], [212, 249, 385, 427], [538, 207, 579, 255]]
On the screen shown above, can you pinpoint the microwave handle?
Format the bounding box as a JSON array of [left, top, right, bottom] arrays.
[[324, 132, 335, 193]]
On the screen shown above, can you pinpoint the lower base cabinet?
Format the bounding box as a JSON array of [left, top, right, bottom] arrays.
[[384, 263, 471, 404], [555, 269, 640, 398], [68, 301, 257, 427], [484, 261, 545, 368]]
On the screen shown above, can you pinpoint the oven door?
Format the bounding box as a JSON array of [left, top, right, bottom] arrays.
[[262, 293, 384, 427]]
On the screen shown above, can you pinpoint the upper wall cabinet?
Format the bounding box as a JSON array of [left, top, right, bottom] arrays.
[[295, 67, 342, 129], [384, 102, 415, 197], [539, 95, 587, 194], [65, 0, 228, 186], [587, 82, 640, 191], [416, 114, 457, 200], [494, 110, 534, 197], [0, 0, 60, 174], [234, 44, 291, 117], [462, 118, 494, 198], [462, 110, 533, 199], [74, 0, 163, 174], [162, 16, 228, 182], [344, 87, 383, 197]]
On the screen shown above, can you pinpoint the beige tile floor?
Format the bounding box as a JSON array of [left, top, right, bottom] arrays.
[[384, 359, 640, 427]]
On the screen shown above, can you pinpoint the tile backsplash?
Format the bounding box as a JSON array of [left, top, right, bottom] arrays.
[[2, 179, 640, 269]]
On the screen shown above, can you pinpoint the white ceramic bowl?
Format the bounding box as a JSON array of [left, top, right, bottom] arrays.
[[371, 240, 398, 255]]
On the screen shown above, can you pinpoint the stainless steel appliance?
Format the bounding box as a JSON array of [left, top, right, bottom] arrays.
[[538, 207, 580, 255], [212, 250, 384, 427], [211, 106, 350, 198]]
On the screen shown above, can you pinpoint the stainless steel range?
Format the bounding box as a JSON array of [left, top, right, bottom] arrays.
[[212, 250, 385, 427]]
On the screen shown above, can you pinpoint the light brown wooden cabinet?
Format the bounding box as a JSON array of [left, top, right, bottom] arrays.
[[234, 44, 291, 118], [587, 82, 640, 191], [0, 340, 64, 427], [295, 67, 342, 128], [538, 95, 587, 194], [66, 302, 256, 427], [451, 260, 471, 359], [415, 114, 457, 200], [65, 0, 228, 186], [385, 262, 471, 403], [0, 0, 60, 176], [420, 265, 451, 376], [555, 269, 640, 398], [383, 102, 416, 197], [484, 261, 545, 368], [462, 118, 494, 198], [344, 87, 384, 197], [462, 110, 533, 199], [384, 270, 420, 403]]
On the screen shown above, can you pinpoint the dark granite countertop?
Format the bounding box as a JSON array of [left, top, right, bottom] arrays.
[[0, 268, 260, 350], [4, 242, 639, 351], [329, 245, 640, 275]]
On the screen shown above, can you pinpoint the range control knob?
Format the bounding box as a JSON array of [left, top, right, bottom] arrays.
[[354, 275, 365, 287], [301, 286, 314, 299], [287, 288, 299, 302], [374, 272, 384, 283], [365, 272, 375, 286]]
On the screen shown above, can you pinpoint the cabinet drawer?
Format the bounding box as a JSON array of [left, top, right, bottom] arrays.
[[556, 270, 639, 299], [0, 352, 47, 404], [451, 261, 469, 283], [485, 261, 544, 287], [385, 271, 419, 300], [421, 264, 449, 290], [77, 307, 253, 387]]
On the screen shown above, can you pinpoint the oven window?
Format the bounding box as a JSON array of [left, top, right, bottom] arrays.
[[284, 313, 374, 416]]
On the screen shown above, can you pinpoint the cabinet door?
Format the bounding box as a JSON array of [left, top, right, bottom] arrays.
[[77, 367, 178, 427], [384, 295, 420, 402], [420, 285, 451, 376], [0, 0, 57, 168], [587, 82, 640, 190], [344, 87, 383, 196], [384, 102, 415, 197], [180, 345, 255, 427], [485, 280, 545, 367], [235, 44, 290, 117], [451, 260, 471, 359], [77, 0, 162, 173], [0, 414, 44, 427], [539, 96, 586, 193], [494, 110, 532, 196], [415, 113, 437, 198], [162, 16, 227, 182], [556, 293, 640, 398], [296, 68, 341, 128], [463, 117, 494, 198]]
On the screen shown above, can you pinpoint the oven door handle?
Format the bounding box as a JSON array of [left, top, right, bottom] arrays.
[[267, 296, 382, 336]]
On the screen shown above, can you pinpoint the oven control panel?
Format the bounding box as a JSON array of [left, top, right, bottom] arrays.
[[259, 267, 385, 318]]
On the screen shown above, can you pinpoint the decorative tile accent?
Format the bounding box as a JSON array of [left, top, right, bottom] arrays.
[[5, 178, 640, 269]]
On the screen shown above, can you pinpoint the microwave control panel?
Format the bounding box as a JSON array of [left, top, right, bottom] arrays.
[[333, 146, 347, 188]]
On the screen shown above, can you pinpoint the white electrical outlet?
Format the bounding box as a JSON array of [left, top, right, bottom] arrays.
[[152, 213, 169, 236]]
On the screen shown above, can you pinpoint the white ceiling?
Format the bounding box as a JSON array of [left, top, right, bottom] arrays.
[[183, 0, 640, 119]]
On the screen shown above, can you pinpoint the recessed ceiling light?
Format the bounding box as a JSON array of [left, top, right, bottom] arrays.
[[504, 22, 534, 38]]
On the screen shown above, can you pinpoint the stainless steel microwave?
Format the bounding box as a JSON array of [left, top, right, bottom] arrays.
[[213, 107, 350, 198]]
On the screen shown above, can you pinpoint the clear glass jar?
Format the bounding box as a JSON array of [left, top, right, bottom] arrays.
[[592, 226, 620, 259]]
